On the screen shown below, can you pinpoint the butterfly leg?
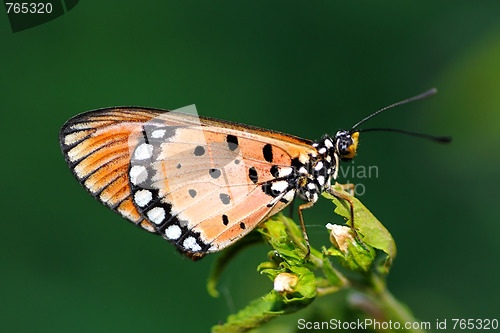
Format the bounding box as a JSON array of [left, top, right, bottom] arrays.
[[297, 201, 314, 258], [288, 198, 295, 219], [325, 187, 369, 251]]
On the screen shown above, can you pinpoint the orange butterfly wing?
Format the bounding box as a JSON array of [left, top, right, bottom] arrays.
[[60, 107, 317, 259]]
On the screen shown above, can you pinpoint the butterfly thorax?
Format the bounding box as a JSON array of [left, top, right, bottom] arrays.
[[294, 130, 359, 204], [294, 136, 339, 204]]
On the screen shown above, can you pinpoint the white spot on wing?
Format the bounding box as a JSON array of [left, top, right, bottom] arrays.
[[324, 139, 333, 148], [318, 147, 327, 154], [147, 207, 165, 224], [299, 153, 309, 164], [134, 189, 152, 207], [317, 175, 325, 186], [165, 224, 182, 240], [183, 236, 202, 252], [278, 167, 293, 177], [271, 180, 288, 193], [283, 190, 295, 202], [129, 165, 148, 185], [151, 129, 166, 139], [134, 143, 153, 160]]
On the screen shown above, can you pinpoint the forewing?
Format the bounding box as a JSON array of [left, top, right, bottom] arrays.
[[61, 107, 317, 259]]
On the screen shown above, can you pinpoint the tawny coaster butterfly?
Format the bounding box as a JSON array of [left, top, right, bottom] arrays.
[[59, 89, 449, 260]]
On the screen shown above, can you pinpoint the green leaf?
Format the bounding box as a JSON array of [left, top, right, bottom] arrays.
[[212, 267, 315, 333], [324, 184, 397, 272], [285, 266, 317, 302], [212, 290, 310, 333], [324, 232, 376, 273], [256, 214, 309, 266]]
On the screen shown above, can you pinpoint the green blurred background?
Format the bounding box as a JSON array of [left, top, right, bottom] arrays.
[[1, 1, 500, 332]]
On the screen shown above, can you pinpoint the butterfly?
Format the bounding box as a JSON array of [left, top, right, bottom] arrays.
[[59, 89, 449, 260]]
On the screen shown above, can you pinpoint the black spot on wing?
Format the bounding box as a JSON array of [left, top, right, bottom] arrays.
[[261, 183, 279, 197], [194, 146, 205, 156], [291, 157, 303, 169], [280, 197, 290, 203], [219, 193, 231, 205], [226, 135, 239, 151], [209, 168, 221, 179], [263, 144, 273, 162], [222, 214, 229, 226], [270, 165, 279, 178], [248, 167, 258, 184], [142, 129, 149, 144]]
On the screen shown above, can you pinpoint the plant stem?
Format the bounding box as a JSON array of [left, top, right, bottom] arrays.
[[360, 274, 428, 333]]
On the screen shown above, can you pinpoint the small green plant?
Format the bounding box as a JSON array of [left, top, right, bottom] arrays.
[[208, 184, 426, 333]]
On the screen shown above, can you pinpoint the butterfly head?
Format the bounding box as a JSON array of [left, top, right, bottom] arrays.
[[334, 130, 359, 162]]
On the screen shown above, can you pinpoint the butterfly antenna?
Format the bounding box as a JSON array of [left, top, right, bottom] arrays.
[[357, 128, 452, 143], [350, 88, 438, 130]]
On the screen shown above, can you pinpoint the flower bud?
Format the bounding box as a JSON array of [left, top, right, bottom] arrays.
[[326, 224, 354, 253], [326, 223, 375, 272], [273, 272, 299, 294]]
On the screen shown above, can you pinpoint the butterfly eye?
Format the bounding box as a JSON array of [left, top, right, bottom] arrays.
[[336, 131, 359, 161]]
